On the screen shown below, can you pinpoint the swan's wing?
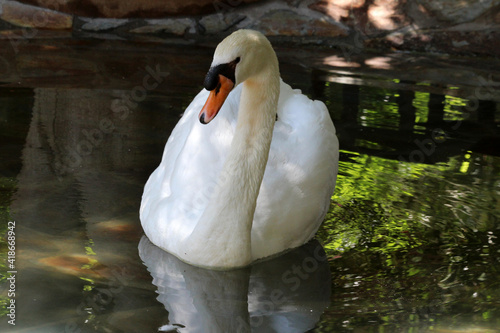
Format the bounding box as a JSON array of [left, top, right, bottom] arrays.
[[252, 81, 339, 259]]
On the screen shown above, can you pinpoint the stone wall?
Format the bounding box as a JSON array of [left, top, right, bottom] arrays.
[[13, 0, 261, 17], [0, 0, 499, 57]]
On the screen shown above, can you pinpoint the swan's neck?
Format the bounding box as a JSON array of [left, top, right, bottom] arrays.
[[184, 68, 280, 268]]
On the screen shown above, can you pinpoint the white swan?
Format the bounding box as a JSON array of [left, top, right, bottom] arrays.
[[140, 29, 339, 269]]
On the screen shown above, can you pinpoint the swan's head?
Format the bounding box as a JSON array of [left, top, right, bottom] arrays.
[[199, 29, 278, 124]]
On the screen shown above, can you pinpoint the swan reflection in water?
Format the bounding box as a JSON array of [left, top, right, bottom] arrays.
[[138, 236, 331, 332]]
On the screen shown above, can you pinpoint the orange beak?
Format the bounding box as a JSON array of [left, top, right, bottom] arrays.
[[199, 74, 234, 124]]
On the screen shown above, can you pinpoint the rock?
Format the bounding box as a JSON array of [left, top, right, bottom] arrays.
[[367, 0, 407, 31], [130, 18, 194, 35], [199, 12, 244, 34], [251, 9, 348, 37], [311, 0, 366, 11], [0, 1, 72, 29], [417, 0, 500, 24], [15, 0, 263, 18], [80, 18, 129, 31], [309, 0, 366, 21], [451, 39, 469, 47], [310, 0, 409, 33]]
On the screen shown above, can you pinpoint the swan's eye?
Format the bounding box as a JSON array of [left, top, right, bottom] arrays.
[[234, 57, 241, 64]]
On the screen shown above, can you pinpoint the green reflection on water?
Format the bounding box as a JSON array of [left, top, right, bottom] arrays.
[[316, 150, 500, 331], [318, 151, 433, 256], [358, 86, 401, 129], [320, 150, 500, 253], [413, 91, 430, 132], [444, 94, 469, 122]]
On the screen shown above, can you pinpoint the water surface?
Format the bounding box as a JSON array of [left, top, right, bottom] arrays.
[[0, 38, 499, 332]]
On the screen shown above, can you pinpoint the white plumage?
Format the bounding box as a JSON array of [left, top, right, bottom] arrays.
[[140, 29, 339, 269]]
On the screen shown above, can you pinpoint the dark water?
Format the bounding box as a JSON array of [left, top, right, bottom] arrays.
[[0, 38, 499, 332]]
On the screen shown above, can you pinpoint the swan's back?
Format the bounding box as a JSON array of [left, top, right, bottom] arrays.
[[252, 81, 338, 258]]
